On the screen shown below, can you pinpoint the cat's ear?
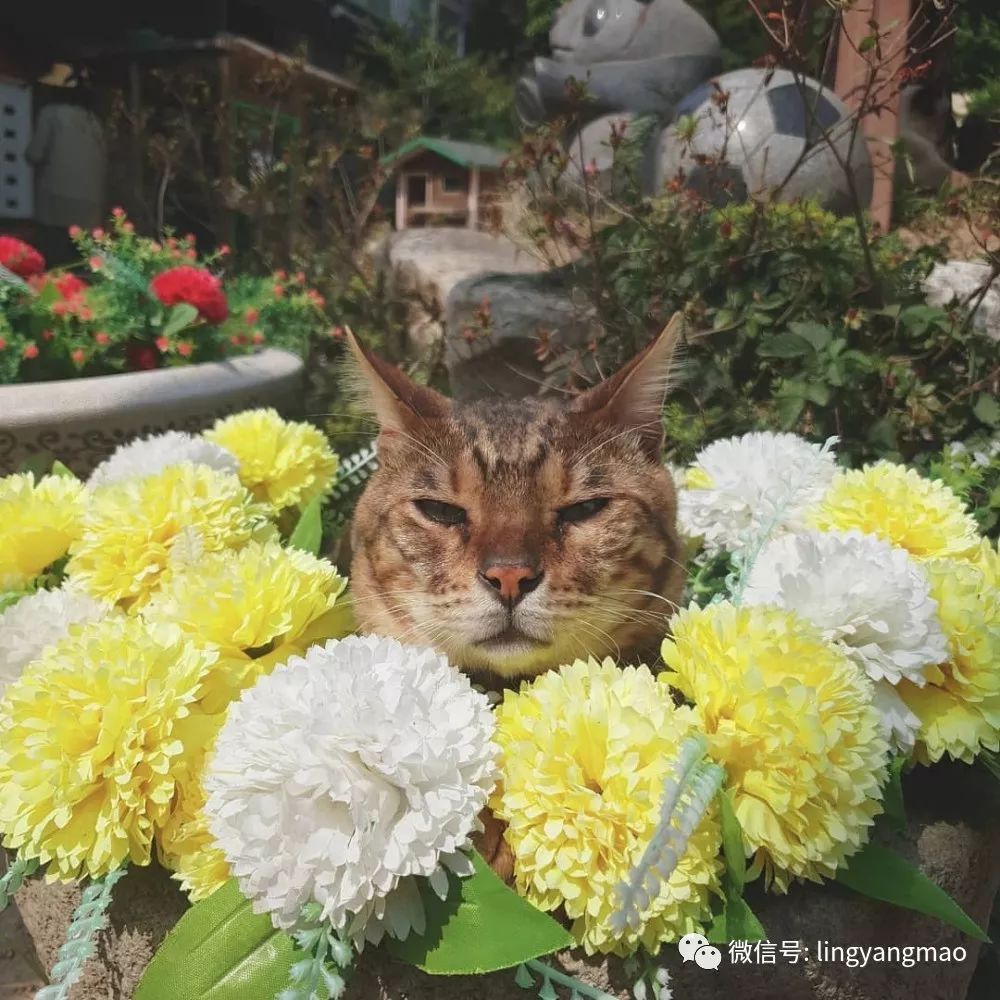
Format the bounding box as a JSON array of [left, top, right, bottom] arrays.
[[570, 314, 683, 459], [344, 331, 451, 437]]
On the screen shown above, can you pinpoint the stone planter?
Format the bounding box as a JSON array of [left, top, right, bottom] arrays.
[[0, 349, 305, 478], [12, 764, 1000, 1000]]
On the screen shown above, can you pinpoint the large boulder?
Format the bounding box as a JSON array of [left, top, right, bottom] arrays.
[[922, 261, 1000, 340], [445, 263, 600, 399], [376, 228, 545, 355]]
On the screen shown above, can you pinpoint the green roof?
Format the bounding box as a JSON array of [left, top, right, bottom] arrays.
[[381, 136, 506, 170]]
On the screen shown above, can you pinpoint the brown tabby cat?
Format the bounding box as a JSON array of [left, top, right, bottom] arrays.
[[346, 319, 686, 684]]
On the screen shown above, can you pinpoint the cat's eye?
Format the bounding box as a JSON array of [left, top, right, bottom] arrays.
[[558, 497, 610, 524], [414, 498, 468, 526]]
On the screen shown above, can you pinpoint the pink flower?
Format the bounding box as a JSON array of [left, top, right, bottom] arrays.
[[94, 332, 110, 346], [155, 336, 170, 352], [22, 343, 39, 360], [91, 228, 105, 240], [71, 348, 86, 364], [177, 341, 193, 358]]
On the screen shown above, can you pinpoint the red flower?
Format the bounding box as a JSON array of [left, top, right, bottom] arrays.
[[22, 343, 39, 360], [273, 284, 284, 298], [89, 256, 102, 271], [91, 228, 105, 240], [94, 331, 110, 346], [42, 329, 54, 342], [218, 244, 231, 257], [68, 225, 82, 239], [184, 233, 196, 245], [123, 222, 135, 235], [155, 336, 170, 352], [0, 237, 45, 278], [185, 248, 197, 261], [111, 206, 125, 218], [252, 330, 265, 345], [0, 337, 6, 350], [150, 266, 229, 325], [244, 308, 259, 325], [230, 334, 245, 346], [71, 348, 86, 365], [53, 273, 86, 299], [177, 341, 193, 358], [125, 342, 159, 371]]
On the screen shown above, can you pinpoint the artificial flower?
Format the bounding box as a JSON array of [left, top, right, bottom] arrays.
[[743, 529, 947, 752], [807, 461, 980, 561], [676, 432, 837, 555], [66, 464, 272, 608], [156, 710, 231, 900], [87, 431, 239, 488], [143, 539, 349, 711], [0, 586, 116, 698], [0, 472, 86, 589], [899, 546, 1000, 764], [0, 236, 44, 277], [0, 617, 216, 880], [661, 602, 888, 892], [204, 409, 338, 512], [150, 266, 228, 324], [203, 636, 498, 945], [492, 657, 722, 956]]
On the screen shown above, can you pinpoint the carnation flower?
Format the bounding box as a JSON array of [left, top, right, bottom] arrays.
[[0, 586, 116, 698], [88, 431, 239, 488], [492, 657, 721, 956], [150, 266, 228, 324], [204, 409, 338, 512], [676, 432, 837, 555], [143, 540, 348, 712], [203, 636, 498, 945], [743, 530, 947, 751], [807, 462, 980, 561], [0, 617, 216, 880], [0, 236, 44, 277], [0, 473, 86, 589], [661, 603, 888, 892], [67, 464, 273, 608], [156, 710, 231, 901], [899, 547, 1000, 764]]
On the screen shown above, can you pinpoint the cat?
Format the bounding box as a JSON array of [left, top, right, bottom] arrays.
[[345, 321, 686, 878], [345, 320, 686, 686]]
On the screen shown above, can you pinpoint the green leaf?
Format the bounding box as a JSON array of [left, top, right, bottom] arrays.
[[837, 843, 989, 942], [288, 496, 323, 556], [705, 896, 766, 943], [974, 393, 1000, 427], [134, 880, 302, 1000], [883, 757, 907, 832], [858, 33, 877, 53], [385, 851, 572, 975], [49, 460, 78, 480], [775, 394, 805, 428], [719, 790, 746, 896], [789, 320, 832, 351], [162, 303, 200, 338], [757, 332, 814, 359]]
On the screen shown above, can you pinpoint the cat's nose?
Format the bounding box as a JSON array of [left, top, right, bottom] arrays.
[[479, 562, 543, 606]]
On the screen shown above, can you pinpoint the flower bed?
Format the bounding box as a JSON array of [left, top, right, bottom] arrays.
[[0, 418, 997, 1000], [0, 212, 333, 383]]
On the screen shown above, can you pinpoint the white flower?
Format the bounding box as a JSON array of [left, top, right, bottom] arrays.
[[744, 530, 947, 752], [0, 586, 117, 697], [204, 635, 499, 946], [677, 432, 837, 555], [88, 432, 239, 488]]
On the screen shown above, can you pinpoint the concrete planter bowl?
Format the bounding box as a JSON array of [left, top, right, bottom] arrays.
[[11, 765, 1000, 1000], [0, 349, 305, 478]]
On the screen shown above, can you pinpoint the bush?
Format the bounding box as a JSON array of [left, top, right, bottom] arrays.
[[521, 191, 999, 468]]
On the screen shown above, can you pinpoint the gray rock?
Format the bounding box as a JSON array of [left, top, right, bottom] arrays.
[[445, 264, 600, 399], [377, 229, 545, 355], [561, 112, 660, 199], [923, 261, 1000, 340]]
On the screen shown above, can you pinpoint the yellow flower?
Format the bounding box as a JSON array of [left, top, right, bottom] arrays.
[[900, 547, 1000, 764], [204, 409, 338, 512], [66, 464, 272, 608], [156, 711, 230, 901], [143, 540, 349, 712], [807, 462, 979, 560], [0, 617, 215, 880], [492, 658, 721, 956], [661, 603, 887, 893], [0, 473, 85, 589]]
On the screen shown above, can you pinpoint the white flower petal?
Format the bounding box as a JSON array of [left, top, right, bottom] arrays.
[[204, 635, 499, 945], [88, 431, 238, 488], [873, 681, 922, 755]]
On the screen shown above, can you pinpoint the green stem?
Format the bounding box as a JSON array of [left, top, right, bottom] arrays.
[[525, 959, 618, 1000]]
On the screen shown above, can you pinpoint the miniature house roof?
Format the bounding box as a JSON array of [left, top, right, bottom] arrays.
[[382, 136, 506, 171]]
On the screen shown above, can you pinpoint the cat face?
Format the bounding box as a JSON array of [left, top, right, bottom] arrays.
[[347, 325, 685, 680]]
